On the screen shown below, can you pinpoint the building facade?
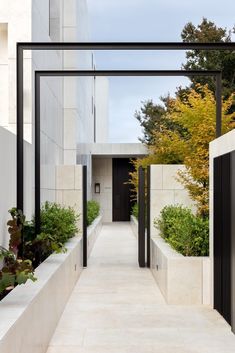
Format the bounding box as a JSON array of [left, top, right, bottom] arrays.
[[0, 0, 146, 246]]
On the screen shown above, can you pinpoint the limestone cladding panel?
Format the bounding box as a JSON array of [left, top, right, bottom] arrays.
[[92, 158, 112, 222], [56, 165, 83, 231], [150, 165, 195, 237]]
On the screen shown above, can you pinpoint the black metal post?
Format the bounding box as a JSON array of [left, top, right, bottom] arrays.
[[83, 165, 88, 267], [231, 151, 235, 334], [146, 166, 151, 268], [16, 44, 24, 212], [216, 73, 222, 138], [138, 166, 145, 267], [35, 73, 41, 234], [214, 153, 231, 325]]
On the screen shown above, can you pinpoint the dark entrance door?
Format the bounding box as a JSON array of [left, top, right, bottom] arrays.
[[112, 158, 134, 221]]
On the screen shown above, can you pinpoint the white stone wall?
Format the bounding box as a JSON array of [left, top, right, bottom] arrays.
[[209, 129, 235, 306], [0, 0, 32, 136], [63, 0, 95, 165], [92, 158, 112, 222], [0, 127, 33, 248], [0, 236, 83, 353], [0, 23, 8, 128], [95, 77, 109, 143], [32, 0, 64, 204], [0, 0, 98, 221], [56, 165, 83, 231], [151, 236, 211, 305], [150, 164, 196, 237]]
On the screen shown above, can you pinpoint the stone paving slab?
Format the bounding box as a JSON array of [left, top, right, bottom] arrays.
[[46, 222, 235, 353]]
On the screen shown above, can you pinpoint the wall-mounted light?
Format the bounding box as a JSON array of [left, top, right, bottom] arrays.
[[95, 183, 100, 194]]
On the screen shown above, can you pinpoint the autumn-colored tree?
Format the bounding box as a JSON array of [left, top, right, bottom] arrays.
[[130, 85, 235, 216], [171, 85, 234, 217]]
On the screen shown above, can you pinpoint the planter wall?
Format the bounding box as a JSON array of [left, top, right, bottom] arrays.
[[130, 215, 138, 238], [87, 214, 103, 257], [0, 215, 102, 353], [151, 236, 211, 305]]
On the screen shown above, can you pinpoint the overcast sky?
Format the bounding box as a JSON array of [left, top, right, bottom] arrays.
[[86, 0, 235, 143]]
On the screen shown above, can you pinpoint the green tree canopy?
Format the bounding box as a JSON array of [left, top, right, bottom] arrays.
[[180, 18, 235, 99]]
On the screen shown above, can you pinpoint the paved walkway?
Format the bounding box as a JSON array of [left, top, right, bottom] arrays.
[[47, 222, 235, 353]]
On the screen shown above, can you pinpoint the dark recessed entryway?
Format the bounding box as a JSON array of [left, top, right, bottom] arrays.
[[112, 158, 134, 222]]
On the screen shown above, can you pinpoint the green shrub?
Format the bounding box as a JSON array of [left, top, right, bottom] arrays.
[[132, 203, 138, 219], [87, 200, 100, 226], [1, 203, 79, 298], [39, 202, 79, 243], [154, 205, 209, 256], [24, 202, 79, 267]]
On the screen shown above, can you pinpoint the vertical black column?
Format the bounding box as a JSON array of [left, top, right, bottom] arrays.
[[214, 153, 231, 325], [83, 165, 87, 267], [216, 73, 222, 138], [35, 73, 41, 235], [138, 166, 145, 267], [221, 154, 231, 325], [16, 44, 24, 212], [231, 151, 235, 333], [146, 166, 151, 268], [214, 156, 222, 314]]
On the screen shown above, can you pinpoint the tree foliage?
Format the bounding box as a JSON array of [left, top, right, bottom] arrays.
[[131, 85, 235, 216], [180, 18, 235, 100]]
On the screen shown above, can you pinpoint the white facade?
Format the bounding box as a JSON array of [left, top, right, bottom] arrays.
[[0, 0, 147, 246], [95, 77, 109, 143], [0, 0, 109, 246]]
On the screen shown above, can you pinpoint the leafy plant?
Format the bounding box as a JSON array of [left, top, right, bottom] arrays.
[[7, 208, 25, 257], [0, 246, 36, 297], [24, 202, 79, 267], [87, 200, 100, 226], [39, 202, 79, 243], [155, 205, 209, 256], [132, 203, 138, 219]]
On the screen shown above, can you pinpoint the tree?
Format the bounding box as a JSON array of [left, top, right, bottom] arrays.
[[135, 97, 187, 145], [130, 85, 235, 216], [135, 99, 167, 145], [180, 18, 235, 100]]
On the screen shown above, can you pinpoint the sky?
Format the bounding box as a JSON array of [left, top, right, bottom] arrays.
[[86, 0, 235, 143]]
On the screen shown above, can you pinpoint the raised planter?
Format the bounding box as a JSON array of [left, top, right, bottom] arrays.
[[0, 215, 102, 353], [151, 236, 211, 305], [130, 215, 138, 238], [87, 214, 103, 257]]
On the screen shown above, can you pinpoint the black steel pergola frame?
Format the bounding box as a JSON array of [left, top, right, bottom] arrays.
[[17, 41, 235, 215], [34, 69, 222, 270], [35, 69, 221, 228]]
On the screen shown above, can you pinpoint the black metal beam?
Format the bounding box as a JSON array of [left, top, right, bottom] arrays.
[[35, 69, 221, 77], [17, 42, 235, 50], [231, 151, 235, 334], [83, 165, 87, 267], [35, 72, 41, 234], [17, 40, 233, 216], [146, 166, 151, 268], [16, 44, 24, 212], [216, 74, 222, 138], [138, 166, 145, 268], [33, 68, 222, 235]]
